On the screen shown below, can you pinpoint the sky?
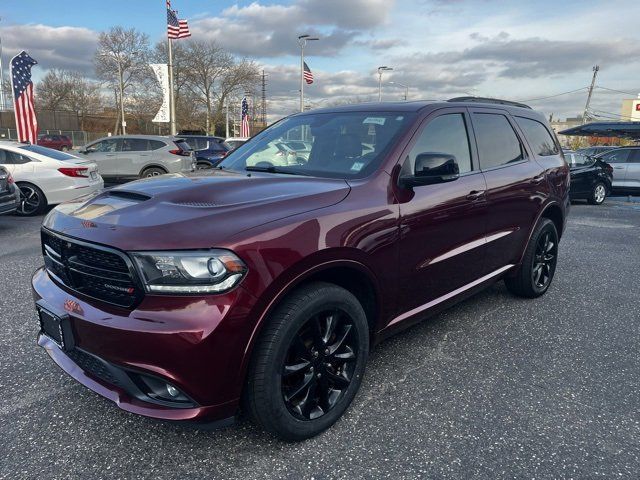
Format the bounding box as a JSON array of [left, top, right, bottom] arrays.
[[2, 0, 640, 122]]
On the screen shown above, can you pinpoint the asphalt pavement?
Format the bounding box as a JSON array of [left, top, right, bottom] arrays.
[[1, 198, 639, 479]]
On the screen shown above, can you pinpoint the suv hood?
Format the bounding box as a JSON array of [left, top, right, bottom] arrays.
[[44, 170, 350, 250]]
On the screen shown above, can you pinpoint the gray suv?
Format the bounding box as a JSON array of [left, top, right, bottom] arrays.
[[596, 147, 640, 193], [79, 135, 195, 182]]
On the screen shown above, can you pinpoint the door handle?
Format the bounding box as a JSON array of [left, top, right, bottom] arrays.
[[530, 174, 545, 184], [613, 166, 625, 169], [466, 190, 485, 200], [106, 153, 117, 157]]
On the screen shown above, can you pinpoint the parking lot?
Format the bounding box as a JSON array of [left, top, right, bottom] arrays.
[[1, 199, 639, 479]]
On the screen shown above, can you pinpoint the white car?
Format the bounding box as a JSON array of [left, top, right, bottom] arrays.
[[0, 142, 103, 216], [224, 137, 249, 150]]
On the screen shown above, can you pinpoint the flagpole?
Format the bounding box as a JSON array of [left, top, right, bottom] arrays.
[[167, 37, 177, 135]]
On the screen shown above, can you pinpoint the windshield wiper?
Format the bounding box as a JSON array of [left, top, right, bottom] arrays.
[[245, 165, 311, 176]]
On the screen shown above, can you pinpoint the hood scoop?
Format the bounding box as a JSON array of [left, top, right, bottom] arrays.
[[107, 190, 152, 202], [169, 201, 218, 208]]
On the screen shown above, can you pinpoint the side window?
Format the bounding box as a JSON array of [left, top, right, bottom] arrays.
[[11, 152, 31, 164], [600, 149, 629, 164], [515, 117, 559, 156], [122, 138, 149, 152], [149, 140, 166, 151], [0, 149, 9, 164], [52, 135, 61, 141], [404, 113, 473, 174], [91, 139, 121, 152], [628, 150, 640, 163], [473, 113, 526, 169]]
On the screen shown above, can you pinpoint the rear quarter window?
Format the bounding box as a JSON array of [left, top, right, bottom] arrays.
[[515, 117, 559, 156], [472, 113, 526, 169]]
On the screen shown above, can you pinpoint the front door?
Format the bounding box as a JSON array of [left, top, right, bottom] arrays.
[[84, 138, 122, 178], [468, 109, 547, 273], [397, 109, 488, 313], [598, 148, 630, 190], [624, 149, 640, 190]]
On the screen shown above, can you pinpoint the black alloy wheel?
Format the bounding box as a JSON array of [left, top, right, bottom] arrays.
[[16, 183, 47, 216], [282, 309, 358, 420], [532, 230, 557, 290]]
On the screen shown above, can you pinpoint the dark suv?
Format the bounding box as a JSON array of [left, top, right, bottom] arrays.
[[32, 98, 569, 441]]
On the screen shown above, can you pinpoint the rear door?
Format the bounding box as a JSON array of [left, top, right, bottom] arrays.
[[469, 109, 547, 273], [119, 138, 152, 177], [624, 149, 640, 190], [84, 138, 121, 178], [598, 149, 630, 189]]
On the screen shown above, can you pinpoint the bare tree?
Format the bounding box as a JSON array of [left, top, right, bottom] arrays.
[[36, 69, 75, 110], [65, 72, 104, 131], [182, 40, 233, 133], [212, 59, 261, 134], [95, 26, 151, 134]]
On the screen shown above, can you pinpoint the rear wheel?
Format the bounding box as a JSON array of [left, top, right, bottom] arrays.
[[140, 167, 167, 178], [61, 146, 69, 152], [505, 218, 558, 298], [196, 161, 212, 170], [588, 182, 606, 205], [244, 282, 369, 441], [15, 182, 47, 216]]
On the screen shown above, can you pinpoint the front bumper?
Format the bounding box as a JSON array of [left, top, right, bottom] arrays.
[[32, 266, 259, 424]]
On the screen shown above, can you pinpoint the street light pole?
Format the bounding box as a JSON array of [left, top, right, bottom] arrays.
[[389, 81, 409, 101], [116, 59, 126, 135], [0, 17, 5, 110], [377, 66, 393, 102], [298, 34, 318, 113]]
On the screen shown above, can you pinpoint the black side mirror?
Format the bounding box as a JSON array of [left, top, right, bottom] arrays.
[[400, 152, 460, 188]]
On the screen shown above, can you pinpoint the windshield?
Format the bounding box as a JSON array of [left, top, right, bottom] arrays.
[[219, 111, 415, 179], [19, 144, 78, 161]]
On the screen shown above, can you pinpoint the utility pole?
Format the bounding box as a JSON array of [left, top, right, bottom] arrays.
[[582, 65, 599, 125], [116, 59, 126, 135], [377, 66, 393, 102], [167, 37, 177, 135], [261, 70, 267, 127], [0, 17, 5, 111]]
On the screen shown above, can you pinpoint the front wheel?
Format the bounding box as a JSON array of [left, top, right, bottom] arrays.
[[588, 182, 607, 205], [505, 218, 559, 298], [140, 167, 167, 178], [244, 282, 369, 441]]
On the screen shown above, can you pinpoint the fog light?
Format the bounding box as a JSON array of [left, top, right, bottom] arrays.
[[166, 384, 180, 397]]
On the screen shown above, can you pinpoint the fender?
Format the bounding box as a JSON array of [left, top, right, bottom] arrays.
[[237, 254, 382, 388], [515, 199, 565, 267], [137, 164, 168, 177]]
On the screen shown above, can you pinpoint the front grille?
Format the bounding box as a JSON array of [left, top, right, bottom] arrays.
[[66, 348, 121, 387], [41, 229, 141, 308]]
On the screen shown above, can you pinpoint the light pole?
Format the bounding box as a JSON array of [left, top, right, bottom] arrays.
[[377, 66, 393, 102], [298, 34, 319, 113], [0, 17, 5, 110], [388, 81, 409, 101]]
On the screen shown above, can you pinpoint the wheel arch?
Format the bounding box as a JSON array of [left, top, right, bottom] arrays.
[[138, 164, 169, 177], [15, 180, 48, 203]]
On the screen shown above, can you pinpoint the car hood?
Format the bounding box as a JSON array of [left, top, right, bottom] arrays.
[[43, 170, 350, 250]]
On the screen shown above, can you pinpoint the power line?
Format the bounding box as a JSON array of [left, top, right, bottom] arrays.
[[588, 108, 636, 121], [517, 87, 588, 103], [595, 85, 640, 97]]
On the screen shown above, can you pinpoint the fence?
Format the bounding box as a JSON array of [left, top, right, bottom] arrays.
[[0, 128, 105, 147]]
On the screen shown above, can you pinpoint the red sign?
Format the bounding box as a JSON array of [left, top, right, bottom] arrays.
[[635, 104, 640, 111]]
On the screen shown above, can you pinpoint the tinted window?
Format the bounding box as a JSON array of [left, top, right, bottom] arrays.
[[149, 140, 165, 151], [0, 149, 30, 164], [600, 149, 630, 164], [20, 145, 78, 161], [473, 114, 525, 169], [122, 138, 149, 151], [565, 153, 594, 167], [515, 117, 558, 156], [628, 150, 640, 163], [404, 113, 472, 174]]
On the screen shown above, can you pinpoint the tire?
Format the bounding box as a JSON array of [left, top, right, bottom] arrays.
[[588, 182, 606, 205], [61, 146, 69, 152], [196, 162, 212, 170], [244, 281, 369, 441], [140, 167, 167, 178], [504, 218, 559, 298], [15, 182, 47, 216]]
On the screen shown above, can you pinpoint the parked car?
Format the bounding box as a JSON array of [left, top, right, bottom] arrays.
[[594, 147, 640, 194], [0, 166, 20, 215], [244, 140, 301, 166], [224, 137, 249, 149], [177, 135, 230, 169], [565, 151, 613, 204], [32, 98, 569, 441], [576, 145, 616, 157], [284, 140, 313, 161], [0, 142, 103, 215], [37, 134, 73, 151], [79, 135, 195, 182]]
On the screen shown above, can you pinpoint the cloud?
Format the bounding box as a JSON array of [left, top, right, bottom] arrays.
[[191, 0, 395, 58], [0, 24, 98, 74]]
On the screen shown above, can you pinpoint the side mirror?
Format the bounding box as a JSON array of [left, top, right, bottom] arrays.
[[400, 152, 460, 188]]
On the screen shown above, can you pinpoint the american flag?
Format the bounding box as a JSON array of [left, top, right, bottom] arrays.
[[241, 97, 250, 137], [167, 1, 191, 39], [10, 51, 38, 144], [303, 62, 314, 85]]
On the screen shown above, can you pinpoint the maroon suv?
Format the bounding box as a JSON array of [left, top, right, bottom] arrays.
[[37, 134, 73, 151], [32, 98, 569, 440]]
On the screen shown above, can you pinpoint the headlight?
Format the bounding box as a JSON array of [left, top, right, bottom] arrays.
[[130, 250, 247, 294]]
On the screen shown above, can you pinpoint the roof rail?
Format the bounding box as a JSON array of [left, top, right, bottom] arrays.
[[447, 96, 532, 110]]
